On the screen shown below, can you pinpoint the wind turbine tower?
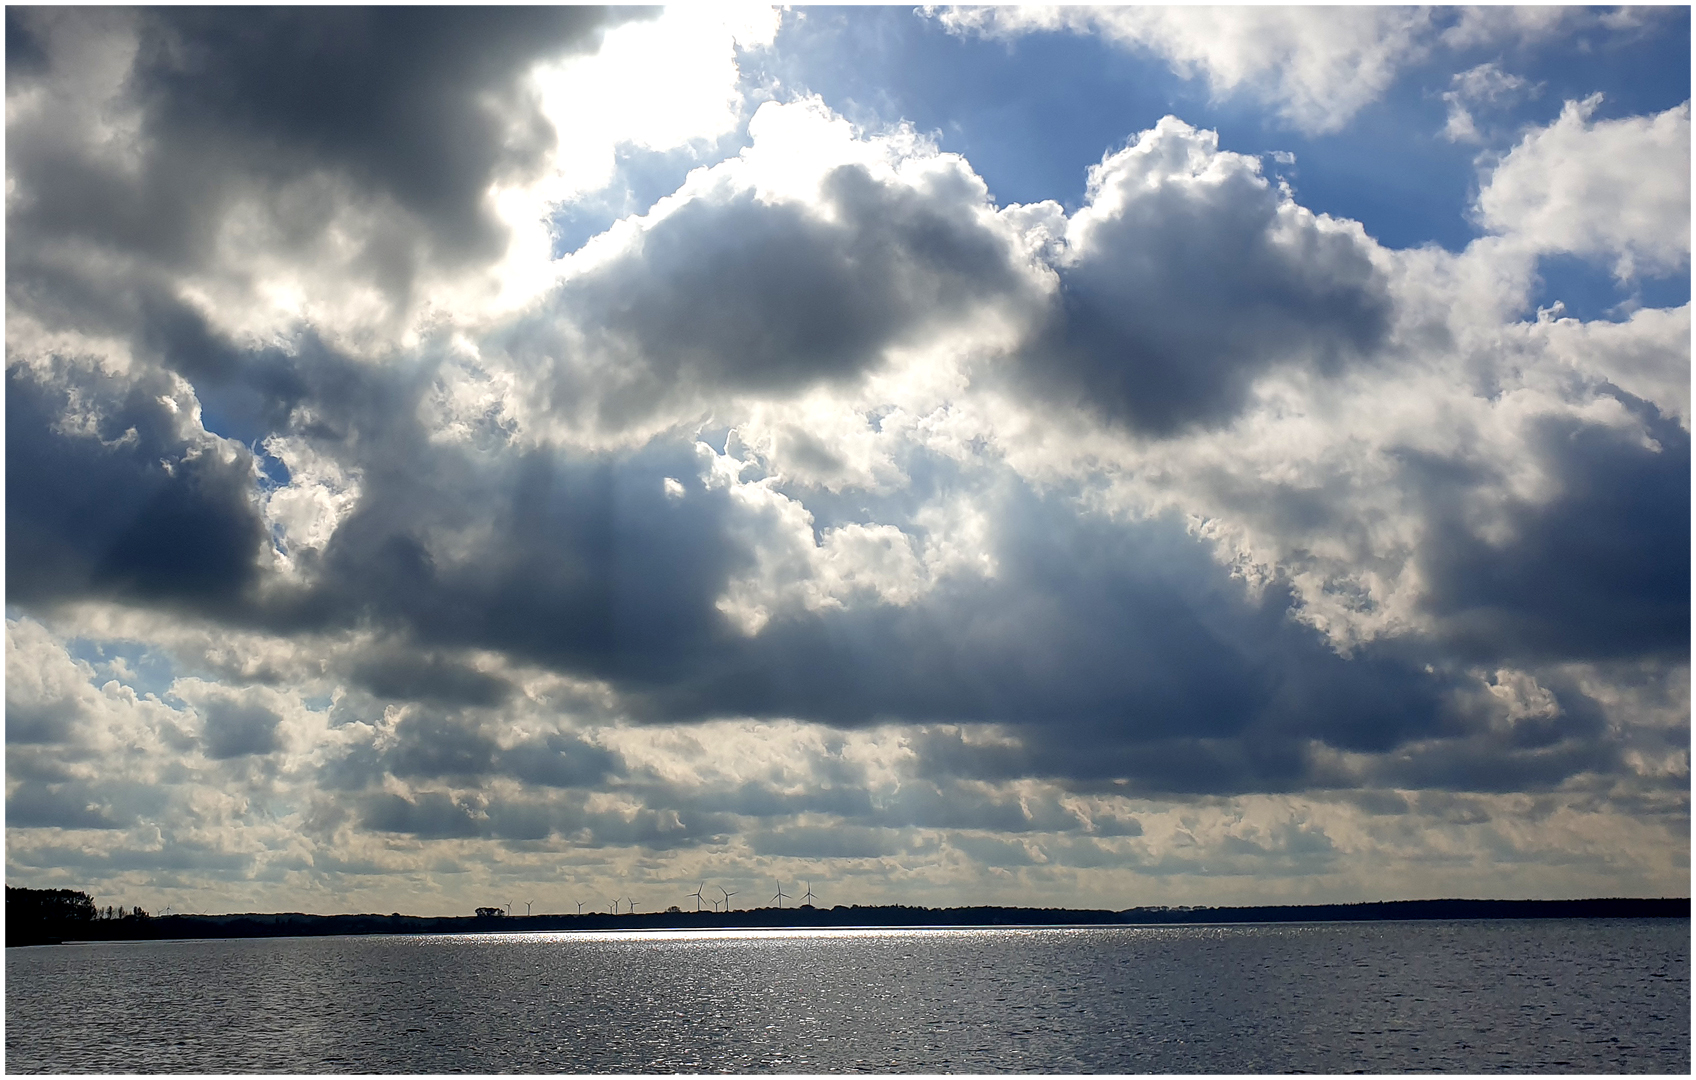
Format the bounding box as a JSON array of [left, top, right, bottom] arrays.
[[688, 882, 706, 911], [771, 882, 790, 908], [801, 881, 818, 907], [719, 886, 736, 911]]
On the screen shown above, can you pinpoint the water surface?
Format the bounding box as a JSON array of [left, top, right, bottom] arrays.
[[7, 919, 1688, 1072]]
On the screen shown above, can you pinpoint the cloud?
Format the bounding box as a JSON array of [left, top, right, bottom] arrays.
[[1534, 304, 1690, 429], [5, 12, 1687, 913], [1440, 62, 1535, 144], [3, 7, 771, 355], [1476, 98, 1691, 280], [1020, 116, 1392, 434], [9, 102, 1680, 812], [200, 699, 283, 760], [486, 98, 1049, 445], [936, 5, 1436, 133], [1415, 411, 1689, 664], [933, 6, 1680, 139], [6, 360, 267, 611]]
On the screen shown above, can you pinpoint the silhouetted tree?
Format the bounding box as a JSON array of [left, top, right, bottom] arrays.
[[6, 886, 96, 946]]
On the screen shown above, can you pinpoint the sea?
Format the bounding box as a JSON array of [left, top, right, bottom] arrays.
[[6, 919, 1688, 1073]]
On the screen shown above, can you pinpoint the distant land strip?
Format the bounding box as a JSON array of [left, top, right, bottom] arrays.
[[9, 896, 1688, 946]]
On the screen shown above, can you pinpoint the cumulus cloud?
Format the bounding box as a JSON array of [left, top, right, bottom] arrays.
[[1019, 116, 1391, 433], [479, 98, 1048, 447], [1476, 97, 1691, 280], [6, 358, 267, 611]]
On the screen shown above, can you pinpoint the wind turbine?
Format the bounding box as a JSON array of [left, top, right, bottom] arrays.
[[576, 901, 584, 915], [525, 900, 533, 917], [627, 896, 637, 914], [719, 886, 736, 911], [771, 882, 790, 908], [688, 882, 706, 911], [801, 881, 818, 907]]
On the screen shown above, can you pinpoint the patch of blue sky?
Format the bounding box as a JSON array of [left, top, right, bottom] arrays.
[[191, 379, 294, 487], [63, 636, 179, 700], [1510, 8, 1690, 123], [749, 7, 1688, 265], [745, 7, 1188, 213], [191, 396, 291, 489], [549, 131, 756, 258], [1531, 256, 1691, 323], [751, 8, 1488, 249]]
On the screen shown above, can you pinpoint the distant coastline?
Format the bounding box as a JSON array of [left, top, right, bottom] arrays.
[[9, 896, 1687, 947]]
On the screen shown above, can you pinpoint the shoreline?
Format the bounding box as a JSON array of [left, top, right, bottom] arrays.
[[10, 896, 1687, 947]]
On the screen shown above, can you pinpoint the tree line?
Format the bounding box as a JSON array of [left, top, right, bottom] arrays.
[[6, 886, 152, 946]]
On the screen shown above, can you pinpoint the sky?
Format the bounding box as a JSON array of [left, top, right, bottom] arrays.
[[4, 5, 1689, 917]]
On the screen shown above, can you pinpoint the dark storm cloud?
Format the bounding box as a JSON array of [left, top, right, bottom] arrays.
[[139, 317, 743, 658], [131, 7, 627, 254], [361, 791, 483, 840], [351, 651, 513, 709], [1, 295, 744, 669], [1024, 119, 1392, 434], [303, 422, 1666, 801], [6, 364, 267, 612], [617, 482, 1456, 789], [309, 432, 745, 677], [1416, 410, 1690, 664], [384, 711, 498, 782], [5, 6, 637, 328], [5, 781, 126, 830], [311, 699, 625, 795], [5, 697, 80, 746], [499, 735, 624, 789], [358, 787, 735, 849], [200, 699, 282, 759], [4, 9, 51, 82], [869, 778, 1082, 833], [1365, 735, 1627, 794], [510, 160, 1039, 430], [11, 309, 1670, 803]]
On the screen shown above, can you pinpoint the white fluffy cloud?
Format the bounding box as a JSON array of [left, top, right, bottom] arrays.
[[1476, 97, 1691, 280]]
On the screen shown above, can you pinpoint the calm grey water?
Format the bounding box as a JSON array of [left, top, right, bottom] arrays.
[[6, 920, 1688, 1073]]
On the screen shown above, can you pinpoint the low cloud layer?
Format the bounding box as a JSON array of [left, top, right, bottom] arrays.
[[6, 8, 1686, 915]]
